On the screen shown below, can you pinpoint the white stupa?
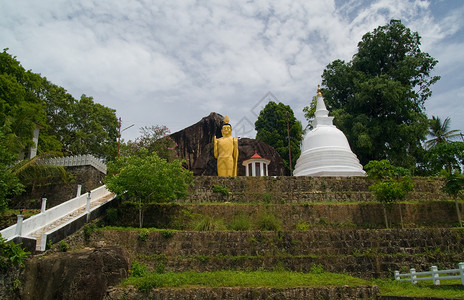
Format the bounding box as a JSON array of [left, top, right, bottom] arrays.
[[293, 86, 365, 177]]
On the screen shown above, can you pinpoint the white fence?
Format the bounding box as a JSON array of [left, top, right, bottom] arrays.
[[0, 185, 110, 242], [394, 263, 464, 285], [40, 154, 107, 174]]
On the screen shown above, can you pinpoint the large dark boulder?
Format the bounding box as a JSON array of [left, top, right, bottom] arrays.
[[170, 112, 285, 176], [170, 112, 224, 171], [21, 246, 130, 300]]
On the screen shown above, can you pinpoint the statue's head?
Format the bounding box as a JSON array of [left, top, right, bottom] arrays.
[[221, 124, 232, 137], [221, 115, 232, 137]]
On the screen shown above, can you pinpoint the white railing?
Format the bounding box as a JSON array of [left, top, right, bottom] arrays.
[[0, 185, 111, 241], [40, 154, 106, 174], [394, 263, 464, 285]]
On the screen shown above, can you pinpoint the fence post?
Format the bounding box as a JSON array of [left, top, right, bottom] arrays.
[[459, 262, 464, 286], [15, 213, 24, 236], [76, 184, 82, 197], [410, 268, 417, 284], [40, 234, 48, 251], [86, 191, 91, 222], [431, 266, 440, 285], [41, 198, 47, 214], [394, 270, 400, 281]]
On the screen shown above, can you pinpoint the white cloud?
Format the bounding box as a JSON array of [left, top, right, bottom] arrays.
[[1, 0, 463, 140]]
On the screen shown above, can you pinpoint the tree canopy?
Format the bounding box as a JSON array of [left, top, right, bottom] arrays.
[[120, 125, 177, 161], [426, 116, 461, 149], [441, 171, 464, 227], [255, 101, 303, 174], [365, 160, 414, 228], [105, 150, 193, 227], [0, 126, 24, 212], [0, 49, 118, 161], [320, 20, 439, 168]]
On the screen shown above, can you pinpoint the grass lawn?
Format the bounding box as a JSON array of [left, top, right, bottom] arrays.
[[122, 269, 464, 298]]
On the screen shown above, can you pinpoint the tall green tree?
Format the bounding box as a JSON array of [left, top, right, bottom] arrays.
[[120, 125, 177, 162], [425, 142, 464, 175], [0, 49, 119, 161], [365, 160, 414, 228], [61, 94, 118, 161], [0, 126, 24, 212], [426, 116, 461, 148], [320, 20, 439, 168], [0, 49, 47, 155], [255, 101, 303, 174], [106, 150, 193, 228], [441, 171, 464, 227]]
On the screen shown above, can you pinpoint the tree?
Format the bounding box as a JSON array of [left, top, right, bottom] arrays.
[[0, 49, 47, 156], [0, 126, 24, 212], [60, 94, 118, 161], [1, 49, 119, 161], [302, 96, 317, 131], [441, 171, 464, 227], [320, 20, 439, 168], [365, 160, 415, 228], [105, 150, 193, 228], [426, 116, 461, 149], [120, 125, 177, 162], [255, 101, 303, 174], [425, 142, 464, 175]]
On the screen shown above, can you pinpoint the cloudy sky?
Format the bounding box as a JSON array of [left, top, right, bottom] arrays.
[[1, 0, 463, 141]]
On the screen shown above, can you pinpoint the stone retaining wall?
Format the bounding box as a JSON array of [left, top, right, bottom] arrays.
[[88, 228, 464, 278], [186, 177, 447, 203], [104, 286, 380, 300], [110, 201, 462, 229]]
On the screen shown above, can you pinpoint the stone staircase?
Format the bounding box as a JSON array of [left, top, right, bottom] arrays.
[[0, 185, 116, 252], [30, 192, 115, 251]]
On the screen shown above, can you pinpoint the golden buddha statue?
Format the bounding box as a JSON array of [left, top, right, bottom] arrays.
[[214, 116, 239, 176]]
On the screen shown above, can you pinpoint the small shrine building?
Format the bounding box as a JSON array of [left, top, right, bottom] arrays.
[[242, 151, 271, 176]]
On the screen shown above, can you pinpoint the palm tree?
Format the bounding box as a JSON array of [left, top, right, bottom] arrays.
[[426, 116, 461, 149]]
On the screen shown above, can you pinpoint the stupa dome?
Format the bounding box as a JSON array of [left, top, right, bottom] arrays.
[[293, 86, 365, 177]]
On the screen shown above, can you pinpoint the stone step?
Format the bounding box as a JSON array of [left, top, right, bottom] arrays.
[[26, 192, 114, 251]]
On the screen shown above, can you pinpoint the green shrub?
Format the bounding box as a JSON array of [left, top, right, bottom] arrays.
[[318, 217, 328, 225], [310, 264, 324, 274], [58, 240, 69, 252], [83, 223, 97, 241], [131, 261, 147, 278], [192, 215, 226, 231], [212, 184, 229, 197], [0, 237, 30, 269], [105, 208, 119, 225], [161, 230, 175, 239], [139, 229, 149, 241], [155, 261, 166, 274], [257, 212, 282, 231], [295, 219, 310, 231], [229, 214, 252, 231], [262, 192, 272, 204]]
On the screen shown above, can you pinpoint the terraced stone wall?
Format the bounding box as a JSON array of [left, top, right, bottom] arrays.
[[87, 228, 464, 279], [110, 201, 461, 229], [186, 177, 446, 204]]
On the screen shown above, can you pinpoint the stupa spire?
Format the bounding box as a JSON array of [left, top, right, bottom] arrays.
[[312, 85, 333, 127]]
